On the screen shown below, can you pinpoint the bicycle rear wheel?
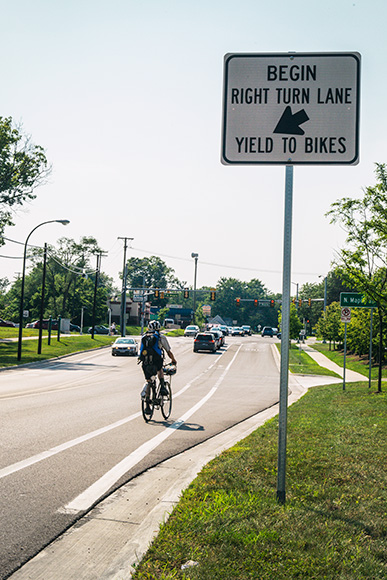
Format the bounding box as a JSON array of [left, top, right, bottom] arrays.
[[142, 398, 154, 422], [161, 381, 172, 419]]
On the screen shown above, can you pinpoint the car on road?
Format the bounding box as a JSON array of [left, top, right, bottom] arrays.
[[231, 326, 244, 336], [219, 325, 229, 336], [87, 325, 110, 334], [0, 318, 16, 327], [193, 332, 217, 353], [209, 328, 224, 348], [242, 325, 251, 335], [184, 325, 200, 337], [70, 323, 81, 332], [261, 326, 274, 337], [112, 337, 138, 356]]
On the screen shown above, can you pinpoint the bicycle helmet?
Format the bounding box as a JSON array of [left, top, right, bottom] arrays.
[[148, 320, 161, 331]]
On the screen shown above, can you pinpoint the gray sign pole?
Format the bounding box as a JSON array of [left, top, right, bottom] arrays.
[[277, 164, 293, 504], [369, 308, 373, 389], [343, 322, 347, 391]]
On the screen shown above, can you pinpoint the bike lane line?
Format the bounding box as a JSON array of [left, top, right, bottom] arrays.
[[60, 344, 242, 514], [0, 347, 230, 481]]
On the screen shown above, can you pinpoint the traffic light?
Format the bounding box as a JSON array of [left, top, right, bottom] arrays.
[[254, 299, 258, 307], [308, 297, 311, 307], [184, 288, 189, 299], [292, 297, 296, 305], [155, 288, 159, 299], [210, 289, 216, 301], [236, 297, 241, 306], [270, 299, 274, 308], [299, 299, 302, 308], [160, 291, 164, 299]]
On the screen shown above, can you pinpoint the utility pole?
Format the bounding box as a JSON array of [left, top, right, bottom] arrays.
[[191, 253, 199, 324], [91, 253, 101, 340], [37, 243, 47, 354], [90, 251, 108, 339], [118, 237, 133, 337]]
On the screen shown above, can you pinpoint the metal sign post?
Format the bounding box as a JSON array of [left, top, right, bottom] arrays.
[[369, 308, 374, 389], [277, 165, 293, 504], [343, 322, 348, 391], [341, 307, 351, 390]]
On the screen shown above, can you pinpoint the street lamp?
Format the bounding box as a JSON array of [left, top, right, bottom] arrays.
[[191, 253, 199, 324], [17, 220, 70, 360]]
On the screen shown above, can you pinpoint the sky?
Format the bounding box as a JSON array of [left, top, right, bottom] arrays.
[[0, 0, 386, 296]]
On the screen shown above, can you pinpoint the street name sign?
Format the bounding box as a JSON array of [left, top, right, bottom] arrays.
[[340, 292, 377, 308], [221, 52, 361, 165]]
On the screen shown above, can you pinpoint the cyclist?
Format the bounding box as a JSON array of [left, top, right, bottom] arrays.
[[139, 320, 177, 410]]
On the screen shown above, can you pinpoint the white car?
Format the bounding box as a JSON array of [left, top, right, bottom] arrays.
[[112, 337, 138, 356], [184, 325, 200, 337]]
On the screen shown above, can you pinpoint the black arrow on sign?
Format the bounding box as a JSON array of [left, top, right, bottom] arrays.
[[273, 106, 310, 135]]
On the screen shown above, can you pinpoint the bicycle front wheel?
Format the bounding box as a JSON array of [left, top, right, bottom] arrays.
[[142, 398, 154, 422], [161, 381, 172, 419]]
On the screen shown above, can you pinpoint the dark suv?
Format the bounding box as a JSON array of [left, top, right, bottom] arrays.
[[193, 332, 217, 352], [261, 326, 274, 337]]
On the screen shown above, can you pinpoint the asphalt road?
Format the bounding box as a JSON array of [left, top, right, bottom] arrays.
[[0, 334, 280, 579]]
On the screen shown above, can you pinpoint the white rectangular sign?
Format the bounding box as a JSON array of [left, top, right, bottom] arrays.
[[221, 52, 361, 165], [341, 307, 352, 322]]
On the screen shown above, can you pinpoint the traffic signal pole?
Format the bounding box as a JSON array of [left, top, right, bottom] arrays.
[[277, 165, 294, 505]]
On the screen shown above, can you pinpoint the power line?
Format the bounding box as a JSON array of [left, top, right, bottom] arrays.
[[130, 246, 321, 277]]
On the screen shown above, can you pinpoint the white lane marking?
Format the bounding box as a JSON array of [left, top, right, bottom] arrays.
[[61, 344, 243, 514], [0, 347, 230, 480], [0, 413, 141, 480]]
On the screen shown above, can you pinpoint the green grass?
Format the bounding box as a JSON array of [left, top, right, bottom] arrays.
[[165, 329, 185, 337], [125, 325, 142, 335], [277, 343, 341, 378], [311, 341, 386, 380], [0, 335, 116, 367], [0, 327, 41, 339], [132, 383, 387, 579]]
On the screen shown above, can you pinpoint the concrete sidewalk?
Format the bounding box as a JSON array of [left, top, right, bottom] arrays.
[[300, 342, 366, 382], [8, 345, 360, 580]]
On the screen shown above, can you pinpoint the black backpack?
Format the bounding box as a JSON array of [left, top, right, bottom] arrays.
[[139, 332, 160, 364]]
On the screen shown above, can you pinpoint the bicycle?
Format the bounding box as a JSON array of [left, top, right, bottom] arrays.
[[141, 364, 175, 422]]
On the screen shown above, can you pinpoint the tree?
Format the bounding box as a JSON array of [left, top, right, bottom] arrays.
[[315, 302, 344, 350], [0, 117, 51, 242], [327, 163, 387, 390], [3, 237, 116, 326], [279, 302, 302, 340], [345, 308, 374, 359], [212, 277, 276, 328], [126, 257, 180, 290]]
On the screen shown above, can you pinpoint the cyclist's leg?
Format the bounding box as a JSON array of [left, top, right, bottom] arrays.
[[141, 364, 155, 414], [156, 356, 168, 395]]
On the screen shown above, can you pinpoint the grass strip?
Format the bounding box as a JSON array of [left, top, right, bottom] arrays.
[[0, 335, 116, 367], [287, 343, 340, 378], [311, 341, 386, 380], [132, 383, 387, 580], [165, 329, 185, 337]]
